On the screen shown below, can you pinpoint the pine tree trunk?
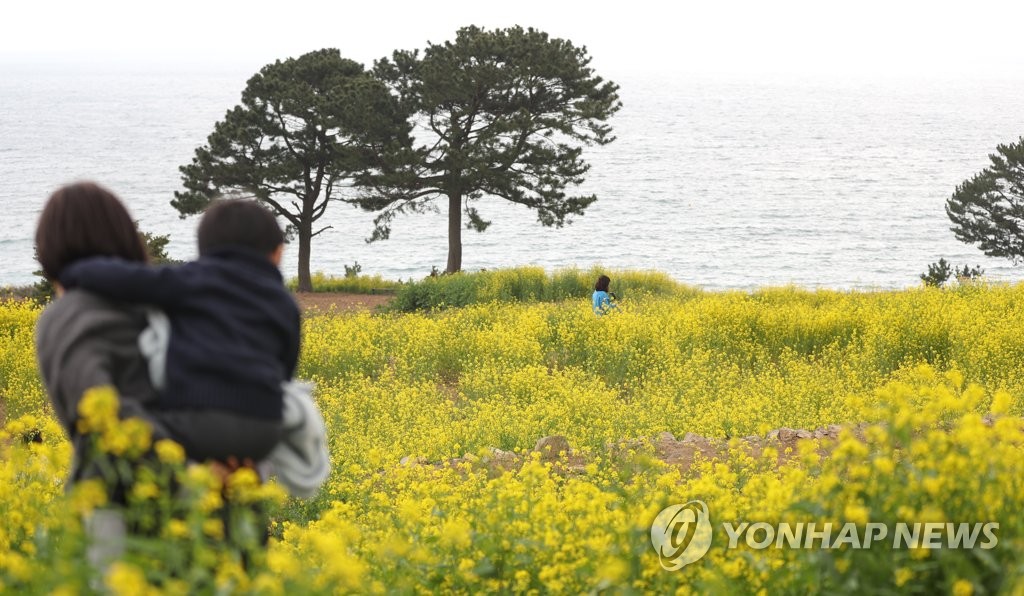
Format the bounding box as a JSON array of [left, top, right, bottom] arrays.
[[297, 223, 313, 292], [446, 192, 462, 273]]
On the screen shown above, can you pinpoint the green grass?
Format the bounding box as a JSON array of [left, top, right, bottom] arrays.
[[390, 266, 698, 311], [287, 272, 403, 294]]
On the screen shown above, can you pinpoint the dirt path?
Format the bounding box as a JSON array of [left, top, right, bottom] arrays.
[[294, 292, 394, 313], [436, 426, 854, 476]]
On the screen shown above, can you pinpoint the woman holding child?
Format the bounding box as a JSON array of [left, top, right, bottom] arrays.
[[34, 181, 298, 485]]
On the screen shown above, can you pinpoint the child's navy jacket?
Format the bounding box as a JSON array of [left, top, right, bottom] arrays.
[[60, 247, 300, 420]]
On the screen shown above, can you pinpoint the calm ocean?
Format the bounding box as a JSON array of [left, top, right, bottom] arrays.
[[2, 66, 1023, 290]]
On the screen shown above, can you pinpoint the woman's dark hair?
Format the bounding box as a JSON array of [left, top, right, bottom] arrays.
[[197, 199, 284, 256], [35, 182, 148, 280], [595, 275, 611, 292]]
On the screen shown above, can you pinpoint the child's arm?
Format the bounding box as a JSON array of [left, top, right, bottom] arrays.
[[59, 257, 189, 308]]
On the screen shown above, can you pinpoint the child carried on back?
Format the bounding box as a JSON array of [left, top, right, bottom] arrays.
[[61, 199, 327, 494]]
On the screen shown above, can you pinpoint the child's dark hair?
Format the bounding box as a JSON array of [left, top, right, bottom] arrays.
[[35, 181, 148, 280], [197, 199, 284, 256], [595, 275, 611, 292]]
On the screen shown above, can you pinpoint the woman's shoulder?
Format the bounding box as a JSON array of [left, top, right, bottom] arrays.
[[41, 288, 117, 316], [38, 290, 147, 336]]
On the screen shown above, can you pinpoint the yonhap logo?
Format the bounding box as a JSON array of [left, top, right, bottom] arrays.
[[648, 499, 999, 573], [650, 500, 713, 570]]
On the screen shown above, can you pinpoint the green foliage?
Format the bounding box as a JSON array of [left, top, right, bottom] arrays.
[[921, 258, 953, 287], [173, 49, 411, 291], [26, 245, 56, 304], [139, 229, 177, 266], [286, 272, 402, 294], [15, 224, 175, 305], [344, 261, 362, 278], [390, 266, 690, 311], [921, 259, 985, 288], [364, 26, 622, 273], [946, 136, 1024, 263], [955, 263, 985, 282]]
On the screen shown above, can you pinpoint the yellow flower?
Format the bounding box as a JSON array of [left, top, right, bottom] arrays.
[[199, 490, 224, 514], [439, 517, 473, 549], [166, 519, 189, 539], [952, 579, 974, 596], [894, 567, 913, 587], [186, 463, 223, 492], [250, 573, 284, 595], [844, 503, 870, 526], [599, 557, 629, 582], [93, 415, 153, 458], [514, 570, 532, 591], [2, 553, 32, 582], [202, 518, 225, 540], [922, 476, 944, 496], [131, 481, 160, 501], [154, 439, 186, 465], [215, 557, 249, 592], [70, 478, 108, 515], [872, 456, 895, 474], [225, 467, 262, 503], [990, 391, 1011, 415], [945, 370, 964, 390], [267, 547, 302, 578], [76, 385, 119, 434], [105, 562, 152, 596]]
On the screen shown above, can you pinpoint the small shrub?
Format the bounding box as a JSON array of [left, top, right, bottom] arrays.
[[344, 261, 362, 279], [954, 263, 984, 283], [921, 258, 953, 287], [139, 227, 180, 266], [921, 259, 986, 288]]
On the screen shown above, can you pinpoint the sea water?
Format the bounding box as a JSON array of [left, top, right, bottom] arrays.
[[2, 65, 1022, 289]]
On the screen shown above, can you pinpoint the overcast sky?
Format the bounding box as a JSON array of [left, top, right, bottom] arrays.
[[2, 0, 1023, 78]]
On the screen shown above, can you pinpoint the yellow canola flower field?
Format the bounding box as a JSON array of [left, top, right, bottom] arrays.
[[2, 282, 1024, 593]]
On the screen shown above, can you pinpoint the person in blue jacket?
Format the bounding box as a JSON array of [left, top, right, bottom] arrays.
[[592, 275, 618, 315]]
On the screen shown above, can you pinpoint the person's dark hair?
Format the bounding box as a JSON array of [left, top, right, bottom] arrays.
[[595, 275, 611, 293], [197, 199, 284, 256], [35, 182, 148, 280]]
